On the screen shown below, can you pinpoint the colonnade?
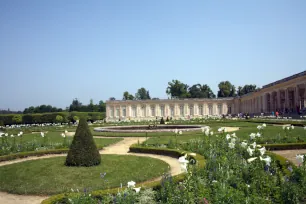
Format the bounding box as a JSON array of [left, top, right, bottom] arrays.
[[240, 83, 306, 114], [107, 100, 234, 121]]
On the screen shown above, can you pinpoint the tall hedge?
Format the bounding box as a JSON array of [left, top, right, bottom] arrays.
[[65, 118, 101, 166], [0, 112, 105, 125]]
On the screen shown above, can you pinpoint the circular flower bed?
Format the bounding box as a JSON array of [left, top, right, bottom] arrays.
[[94, 125, 203, 133]]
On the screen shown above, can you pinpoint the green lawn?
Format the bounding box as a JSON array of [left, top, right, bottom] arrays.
[[144, 123, 306, 145], [0, 155, 169, 195], [4, 132, 123, 148]]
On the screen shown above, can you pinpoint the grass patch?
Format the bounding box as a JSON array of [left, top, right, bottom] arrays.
[[0, 155, 169, 195]]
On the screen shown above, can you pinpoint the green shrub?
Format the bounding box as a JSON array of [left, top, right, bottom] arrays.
[[263, 143, 306, 150], [160, 117, 165, 124], [0, 112, 105, 125], [12, 115, 22, 124], [65, 118, 101, 166], [0, 149, 69, 162], [55, 115, 63, 123]]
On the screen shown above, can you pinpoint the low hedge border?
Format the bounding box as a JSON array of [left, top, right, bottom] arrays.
[[41, 146, 206, 204], [262, 142, 306, 150], [246, 119, 306, 126], [0, 147, 104, 162]]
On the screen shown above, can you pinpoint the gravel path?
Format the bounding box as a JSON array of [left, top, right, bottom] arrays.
[[272, 149, 306, 166], [0, 137, 181, 204]]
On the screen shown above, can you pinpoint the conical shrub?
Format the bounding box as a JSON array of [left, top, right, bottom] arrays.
[[65, 117, 101, 166]]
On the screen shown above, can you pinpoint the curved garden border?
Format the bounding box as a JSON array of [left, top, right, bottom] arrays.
[[94, 125, 204, 133], [40, 146, 205, 204]]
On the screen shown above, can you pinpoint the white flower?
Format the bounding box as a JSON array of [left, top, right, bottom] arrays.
[[231, 133, 236, 137], [286, 126, 290, 130], [226, 134, 231, 140], [250, 133, 256, 140], [178, 130, 182, 135], [189, 153, 196, 156], [304, 126, 306, 130], [296, 154, 304, 165], [247, 157, 257, 163], [61, 133, 66, 138], [291, 125, 294, 130], [241, 142, 248, 148], [262, 123, 266, 127], [40, 132, 45, 137], [20, 131, 23, 135], [210, 131, 213, 136], [228, 142, 235, 149], [65, 130, 68, 134], [257, 125, 262, 130], [260, 156, 272, 166], [230, 138, 236, 144], [250, 142, 256, 149], [218, 127, 225, 133], [10, 134, 14, 138], [180, 163, 188, 173], [259, 147, 266, 156], [256, 132, 261, 137], [204, 130, 210, 136], [178, 155, 189, 164], [247, 146, 254, 156], [174, 129, 178, 134], [133, 187, 141, 193], [127, 181, 136, 188], [5, 133, 8, 137]]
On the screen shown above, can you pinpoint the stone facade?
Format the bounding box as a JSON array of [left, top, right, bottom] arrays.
[[106, 71, 306, 121]]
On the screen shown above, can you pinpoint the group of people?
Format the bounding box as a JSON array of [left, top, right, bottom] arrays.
[[237, 104, 305, 119]]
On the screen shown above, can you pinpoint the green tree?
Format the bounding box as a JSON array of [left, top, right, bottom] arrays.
[[135, 87, 151, 100], [237, 84, 259, 96], [69, 98, 83, 112], [166, 80, 190, 99], [55, 115, 63, 123], [88, 99, 95, 112], [12, 115, 22, 124], [217, 81, 236, 97], [98, 100, 106, 112], [65, 118, 101, 166], [188, 84, 216, 98], [123, 91, 134, 100]]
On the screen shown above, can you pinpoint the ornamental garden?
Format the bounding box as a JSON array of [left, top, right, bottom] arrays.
[[0, 115, 305, 204]]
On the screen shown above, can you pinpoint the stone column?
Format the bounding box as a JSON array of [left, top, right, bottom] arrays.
[[223, 103, 228, 114], [295, 85, 300, 109], [304, 84, 306, 108], [184, 103, 188, 117], [263, 93, 267, 113], [294, 86, 299, 110], [284, 88, 289, 110], [276, 90, 280, 111]]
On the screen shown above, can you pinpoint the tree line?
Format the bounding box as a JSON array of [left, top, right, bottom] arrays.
[[21, 99, 106, 114], [4, 81, 259, 114], [110, 81, 259, 101]]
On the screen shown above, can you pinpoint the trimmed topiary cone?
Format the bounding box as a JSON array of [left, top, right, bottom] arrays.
[[65, 118, 101, 166]]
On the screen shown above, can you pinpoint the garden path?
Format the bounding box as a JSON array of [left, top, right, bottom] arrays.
[[0, 137, 181, 204], [272, 149, 306, 165]]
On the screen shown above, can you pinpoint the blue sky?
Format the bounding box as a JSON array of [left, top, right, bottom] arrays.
[[0, 0, 305, 111]]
